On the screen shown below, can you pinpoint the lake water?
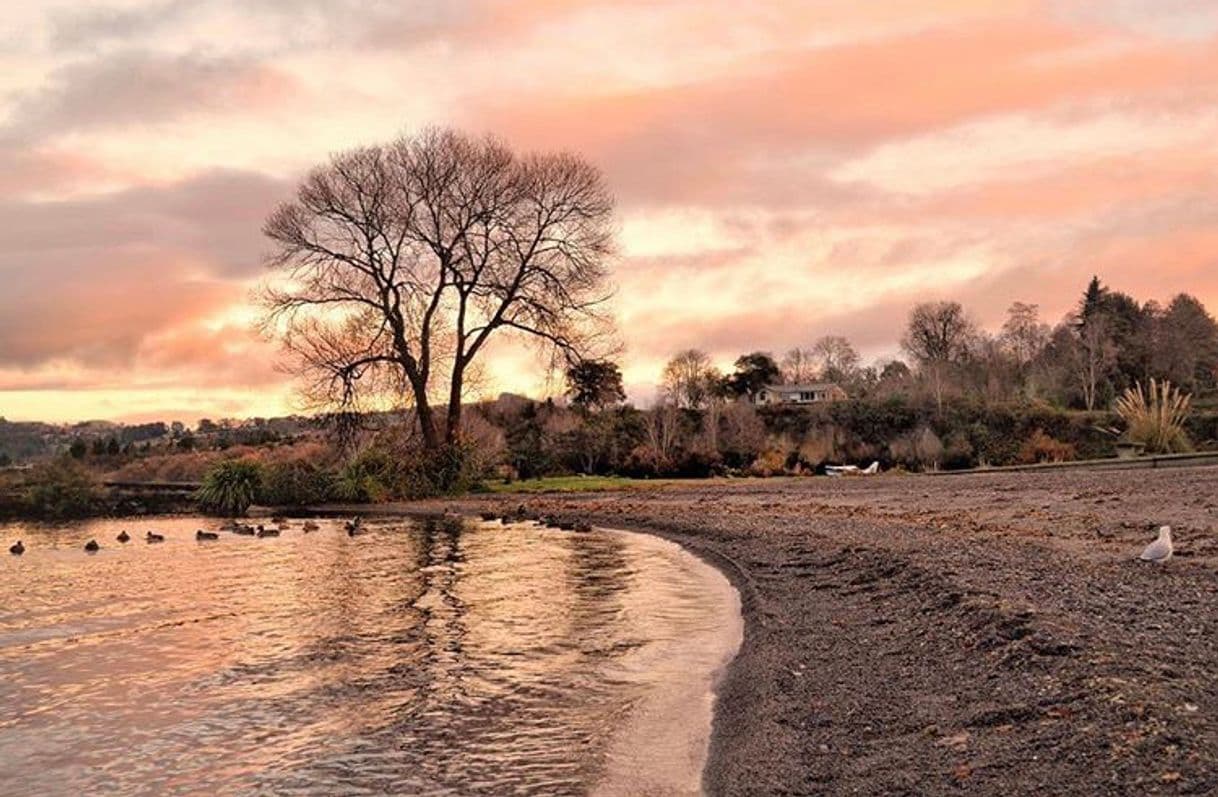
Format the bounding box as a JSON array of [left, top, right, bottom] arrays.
[[0, 515, 741, 796]]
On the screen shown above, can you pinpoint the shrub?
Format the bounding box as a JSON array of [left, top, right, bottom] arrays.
[[941, 431, 976, 470], [22, 458, 105, 518], [1017, 430, 1076, 464], [886, 426, 944, 471], [197, 460, 263, 516], [258, 461, 334, 507], [796, 427, 837, 470], [718, 403, 767, 468], [1115, 379, 1192, 453], [332, 450, 393, 503], [748, 448, 787, 477]]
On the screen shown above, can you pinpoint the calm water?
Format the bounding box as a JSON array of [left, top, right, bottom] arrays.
[[0, 515, 741, 796]]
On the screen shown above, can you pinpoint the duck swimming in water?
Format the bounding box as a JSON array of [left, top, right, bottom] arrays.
[[146, 531, 165, 543], [84, 539, 100, 552], [196, 530, 219, 541], [9, 540, 24, 555], [256, 527, 280, 538], [302, 521, 320, 532], [345, 517, 362, 536], [117, 530, 130, 543]]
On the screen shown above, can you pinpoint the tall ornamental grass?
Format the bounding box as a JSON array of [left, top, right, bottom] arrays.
[[1114, 379, 1192, 454]]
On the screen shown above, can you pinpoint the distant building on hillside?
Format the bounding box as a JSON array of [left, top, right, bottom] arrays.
[[753, 382, 847, 406]]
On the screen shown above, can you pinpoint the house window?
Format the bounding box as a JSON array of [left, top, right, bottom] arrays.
[[799, 392, 814, 401]]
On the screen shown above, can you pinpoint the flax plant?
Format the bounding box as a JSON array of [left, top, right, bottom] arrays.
[[1114, 379, 1192, 454]]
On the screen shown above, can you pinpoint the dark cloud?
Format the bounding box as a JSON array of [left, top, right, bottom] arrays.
[[2, 51, 295, 143], [0, 169, 288, 276]]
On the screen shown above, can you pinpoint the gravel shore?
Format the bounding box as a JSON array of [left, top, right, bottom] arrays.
[[416, 466, 1218, 795]]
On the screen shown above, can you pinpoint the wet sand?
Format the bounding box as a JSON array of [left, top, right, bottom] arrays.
[[412, 465, 1218, 795]]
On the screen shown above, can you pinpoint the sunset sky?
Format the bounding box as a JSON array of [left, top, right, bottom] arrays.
[[3, 0, 1218, 423]]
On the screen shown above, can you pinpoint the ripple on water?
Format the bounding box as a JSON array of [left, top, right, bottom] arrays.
[[0, 515, 741, 796]]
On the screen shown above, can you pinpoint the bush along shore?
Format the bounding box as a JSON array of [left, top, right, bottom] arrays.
[[6, 392, 1218, 521], [0, 459, 194, 521]]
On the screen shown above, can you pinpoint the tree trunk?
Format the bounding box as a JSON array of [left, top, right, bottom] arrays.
[[933, 363, 944, 416], [445, 368, 464, 445], [411, 377, 441, 452]]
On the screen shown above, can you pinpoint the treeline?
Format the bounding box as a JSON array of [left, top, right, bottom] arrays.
[[11, 277, 1218, 516], [653, 276, 1218, 414], [468, 275, 1218, 480]]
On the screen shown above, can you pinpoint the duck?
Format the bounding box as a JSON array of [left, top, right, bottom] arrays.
[[146, 531, 165, 543], [117, 530, 130, 543], [84, 539, 100, 553], [271, 516, 287, 526], [345, 517, 363, 536], [196, 530, 219, 541], [9, 540, 24, 555], [573, 521, 593, 533], [232, 524, 256, 536], [302, 521, 320, 532], [256, 527, 280, 538], [479, 512, 498, 522]]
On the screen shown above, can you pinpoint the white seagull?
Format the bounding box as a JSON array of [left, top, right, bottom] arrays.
[[1138, 526, 1173, 564]]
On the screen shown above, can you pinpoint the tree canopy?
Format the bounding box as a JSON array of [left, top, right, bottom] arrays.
[[261, 127, 617, 452], [565, 359, 626, 411]]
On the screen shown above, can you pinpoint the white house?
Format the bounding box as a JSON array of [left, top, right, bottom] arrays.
[[753, 382, 847, 406]]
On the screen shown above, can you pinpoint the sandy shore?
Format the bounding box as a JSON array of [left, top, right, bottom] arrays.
[[402, 465, 1218, 795]]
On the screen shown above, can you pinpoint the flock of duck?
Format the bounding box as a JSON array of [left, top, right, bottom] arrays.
[[8, 516, 364, 556], [7, 513, 1170, 561], [477, 509, 594, 534], [6, 512, 601, 558]]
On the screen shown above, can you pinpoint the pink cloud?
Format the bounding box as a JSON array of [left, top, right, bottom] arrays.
[[3, 0, 1218, 419]]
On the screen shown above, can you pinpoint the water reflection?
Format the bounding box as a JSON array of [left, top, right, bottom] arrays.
[[0, 515, 739, 796]]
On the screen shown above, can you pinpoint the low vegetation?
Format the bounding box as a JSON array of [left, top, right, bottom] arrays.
[[1115, 379, 1193, 454], [196, 460, 263, 516]]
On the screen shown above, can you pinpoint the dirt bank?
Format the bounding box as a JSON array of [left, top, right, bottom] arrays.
[[403, 466, 1218, 795]]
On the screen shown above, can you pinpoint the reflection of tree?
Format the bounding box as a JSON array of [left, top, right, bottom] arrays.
[[563, 530, 632, 662], [411, 515, 469, 695]]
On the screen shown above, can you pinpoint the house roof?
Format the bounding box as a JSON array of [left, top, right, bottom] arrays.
[[762, 382, 843, 392]]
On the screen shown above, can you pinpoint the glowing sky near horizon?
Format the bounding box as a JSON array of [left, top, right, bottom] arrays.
[[2, 0, 1218, 423]]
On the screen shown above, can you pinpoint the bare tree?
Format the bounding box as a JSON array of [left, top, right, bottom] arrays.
[[661, 349, 717, 409], [1000, 302, 1050, 397], [261, 128, 616, 453], [780, 348, 818, 383], [1076, 313, 1116, 411], [901, 301, 976, 413], [1000, 302, 1049, 366], [647, 401, 683, 470], [811, 335, 860, 384]]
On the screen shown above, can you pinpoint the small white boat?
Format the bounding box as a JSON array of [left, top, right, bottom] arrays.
[[825, 461, 880, 477]]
